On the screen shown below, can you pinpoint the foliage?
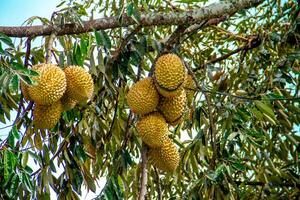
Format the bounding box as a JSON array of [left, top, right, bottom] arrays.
[[0, 0, 300, 199]]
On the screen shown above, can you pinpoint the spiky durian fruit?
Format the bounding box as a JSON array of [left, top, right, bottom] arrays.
[[136, 112, 168, 148], [157, 90, 187, 126], [148, 137, 180, 172], [184, 74, 197, 107], [61, 94, 77, 111], [154, 54, 186, 97], [126, 78, 159, 115], [33, 101, 62, 129], [28, 64, 67, 105], [20, 81, 31, 101], [64, 66, 94, 103]]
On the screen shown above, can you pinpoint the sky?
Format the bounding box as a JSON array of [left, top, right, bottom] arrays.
[[0, 0, 105, 199]]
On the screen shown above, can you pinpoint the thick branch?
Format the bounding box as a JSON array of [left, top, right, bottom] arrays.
[[0, 0, 262, 38]]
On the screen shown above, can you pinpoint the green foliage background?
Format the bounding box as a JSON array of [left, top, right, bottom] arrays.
[[0, 0, 299, 199]]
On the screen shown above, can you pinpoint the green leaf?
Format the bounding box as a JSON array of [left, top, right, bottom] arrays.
[[0, 32, 14, 48], [3, 150, 17, 182], [22, 172, 34, 191], [100, 30, 111, 49], [11, 125, 20, 139], [8, 129, 15, 147], [10, 74, 19, 91], [21, 152, 29, 168], [94, 30, 102, 47], [7, 174, 19, 198], [254, 100, 277, 125], [126, 3, 134, 16]]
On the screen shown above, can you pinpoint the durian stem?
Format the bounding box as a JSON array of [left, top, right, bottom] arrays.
[[138, 144, 148, 200], [45, 31, 57, 64]]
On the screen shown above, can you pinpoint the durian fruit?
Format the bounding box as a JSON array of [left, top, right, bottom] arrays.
[[154, 54, 186, 97], [157, 90, 187, 126], [61, 94, 77, 111], [20, 81, 31, 101], [184, 74, 197, 107], [64, 66, 94, 103], [148, 137, 180, 172], [33, 100, 62, 129], [28, 64, 67, 105], [136, 112, 168, 148], [126, 78, 159, 115]]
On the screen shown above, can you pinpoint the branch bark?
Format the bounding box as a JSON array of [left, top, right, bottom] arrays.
[[0, 0, 262, 37], [138, 145, 148, 200]]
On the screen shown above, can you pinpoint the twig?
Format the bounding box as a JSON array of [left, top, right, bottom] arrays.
[[234, 181, 300, 187], [184, 62, 217, 168], [154, 167, 162, 200], [14, 37, 32, 125], [109, 25, 142, 65], [193, 46, 244, 72], [193, 35, 261, 72], [204, 93, 217, 169], [138, 145, 148, 200], [212, 25, 249, 42], [121, 111, 133, 150], [164, 25, 188, 52], [99, 79, 121, 151], [45, 31, 57, 63], [31, 138, 67, 177]]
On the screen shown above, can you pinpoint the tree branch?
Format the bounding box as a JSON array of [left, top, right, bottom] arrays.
[[0, 0, 262, 38], [234, 181, 300, 187], [193, 35, 261, 72], [138, 145, 148, 200], [109, 25, 142, 65], [45, 31, 57, 63]]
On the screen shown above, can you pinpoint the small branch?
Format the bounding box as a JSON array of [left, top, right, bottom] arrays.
[[14, 37, 32, 125], [164, 25, 188, 52], [121, 111, 133, 150], [204, 93, 217, 169], [24, 37, 32, 68], [0, 0, 263, 37], [193, 35, 261, 72], [154, 167, 162, 200], [212, 25, 249, 42], [109, 25, 142, 65], [31, 139, 67, 177], [138, 145, 148, 200], [99, 80, 121, 151], [45, 31, 57, 63], [234, 181, 300, 187], [202, 89, 300, 101], [193, 46, 244, 72]]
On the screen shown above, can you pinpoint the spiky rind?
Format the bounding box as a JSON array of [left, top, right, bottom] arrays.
[[148, 137, 180, 172], [126, 78, 159, 115], [28, 64, 67, 105], [61, 94, 77, 111], [157, 90, 187, 126], [20, 81, 31, 101], [64, 66, 94, 103], [33, 101, 62, 129], [154, 54, 186, 97], [136, 112, 168, 148]]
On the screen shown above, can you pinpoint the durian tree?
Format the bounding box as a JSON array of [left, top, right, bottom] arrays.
[[0, 0, 300, 199]]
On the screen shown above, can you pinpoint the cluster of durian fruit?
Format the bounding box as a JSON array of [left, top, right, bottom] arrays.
[[21, 64, 94, 130], [126, 54, 196, 172]]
